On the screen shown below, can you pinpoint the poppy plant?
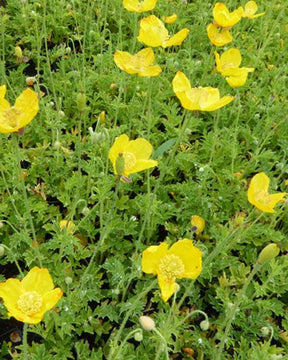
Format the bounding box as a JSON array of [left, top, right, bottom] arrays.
[[172, 71, 234, 111], [213, 2, 243, 28], [0, 85, 39, 134], [242, 1, 265, 19], [214, 48, 254, 87], [206, 23, 233, 47], [114, 48, 162, 77], [0, 267, 63, 324], [142, 239, 202, 302], [247, 172, 286, 213], [137, 15, 189, 48], [122, 0, 157, 13], [109, 134, 158, 180]]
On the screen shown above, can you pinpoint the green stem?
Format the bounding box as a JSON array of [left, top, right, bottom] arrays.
[[214, 262, 262, 360], [153, 328, 169, 360], [113, 328, 142, 359], [22, 323, 28, 360]]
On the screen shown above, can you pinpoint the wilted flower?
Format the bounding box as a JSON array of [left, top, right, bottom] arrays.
[[0, 85, 39, 133], [114, 48, 162, 77], [137, 15, 189, 48], [0, 267, 63, 324], [214, 48, 254, 87], [142, 239, 202, 301], [206, 23, 233, 47], [122, 0, 157, 12], [213, 2, 243, 28], [247, 172, 286, 213], [109, 134, 158, 180], [242, 1, 265, 19], [191, 215, 205, 235], [162, 14, 177, 24], [172, 71, 234, 111]]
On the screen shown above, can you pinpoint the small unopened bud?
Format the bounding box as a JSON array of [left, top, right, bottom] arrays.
[[14, 46, 23, 59], [200, 319, 209, 331], [258, 243, 280, 265], [134, 330, 143, 342], [76, 92, 86, 112], [139, 316, 155, 331], [82, 206, 90, 216], [260, 326, 270, 337], [115, 153, 125, 176], [0, 245, 5, 256], [65, 276, 73, 285], [54, 141, 61, 149]]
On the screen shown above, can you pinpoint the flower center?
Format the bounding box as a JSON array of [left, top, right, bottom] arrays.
[[158, 254, 185, 279], [123, 152, 136, 170], [17, 291, 43, 316], [3, 107, 21, 128], [255, 190, 270, 204]]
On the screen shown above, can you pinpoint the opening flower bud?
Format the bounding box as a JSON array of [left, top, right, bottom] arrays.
[[139, 316, 155, 331], [258, 243, 280, 265]]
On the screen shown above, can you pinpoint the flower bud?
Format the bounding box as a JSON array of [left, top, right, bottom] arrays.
[[115, 153, 125, 176], [65, 276, 73, 285], [14, 46, 23, 59], [200, 319, 209, 331], [260, 326, 270, 337], [134, 330, 143, 342], [139, 316, 155, 331], [191, 215, 205, 235], [54, 141, 61, 149], [0, 245, 5, 256], [258, 243, 280, 265], [76, 92, 86, 112]]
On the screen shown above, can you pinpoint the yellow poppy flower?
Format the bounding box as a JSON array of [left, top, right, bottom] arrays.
[[122, 0, 157, 13], [0, 85, 39, 134], [206, 23, 233, 47], [142, 239, 202, 302], [213, 2, 243, 28], [0, 267, 63, 324], [137, 15, 189, 48], [242, 1, 265, 19], [109, 134, 158, 179], [191, 215, 205, 235], [214, 48, 254, 88], [247, 172, 286, 213], [114, 48, 162, 77], [60, 219, 76, 234], [162, 14, 177, 24], [172, 71, 234, 111]]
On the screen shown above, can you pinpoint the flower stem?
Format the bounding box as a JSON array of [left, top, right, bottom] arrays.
[[22, 323, 28, 360]]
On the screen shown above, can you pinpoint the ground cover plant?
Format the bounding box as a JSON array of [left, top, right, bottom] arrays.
[[0, 0, 288, 359]]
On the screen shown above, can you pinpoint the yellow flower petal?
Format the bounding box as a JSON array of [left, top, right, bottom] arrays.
[[21, 267, 54, 295], [172, 71, 192, 93], [42, 288, 63, 312], [138, 65, 162, 77], [207, 23, 233, 47], [157, 273, 179, 302], [126, 138, 153, 160], [123, 0, 157, 13], [218, 48, 242, 70], [168, 239, 202, 279], [191, 215, 205, 234], [114, 51, 134, 72], [109, 134, 130, 165], [142, 242, 169, 274], [163, 28, 189, 48], [213, 2, 243, 28], [248, 172, 286, 213], [0, 99, 14, 133], [0, 279, 22, 310], [14, 88, 39, 128], [137, 15, 168, 47], [242, 1, 265, 19], [162, 14, 177, 24]]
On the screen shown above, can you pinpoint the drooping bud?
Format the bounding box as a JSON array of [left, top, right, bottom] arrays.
[[65, 276, 73, 285], [200, 319, 210, 331], [134, 330, 143, 342], [76, 92, 86, 113], [258, 243, 280, 265], [0, 245, 5, 256], [115, 153, 125, 176], [139, 316, 155, 331]]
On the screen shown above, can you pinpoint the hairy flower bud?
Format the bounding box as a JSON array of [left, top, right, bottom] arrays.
[[0, 245, 5, 256], [258, 243, 280, 265], [134, 330, 143, 342], [76, 92, 86, 112], [139, 316, 155, 331], [200, 319, 210, 331]]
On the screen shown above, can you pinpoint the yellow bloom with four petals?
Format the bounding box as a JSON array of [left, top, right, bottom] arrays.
[[213, 2, 243, 28], [122, 0, 157, 13], [242, 1, 265, 19], [214, 48, 254, 87], [0, 85, 39, 134], [247, 172, 286, 213], [206, 23, 233, 47], [109, 134, 158, 180], [142, 239, 202, 302], [172, 71, 234, 111], [0, 267, 63, 324], [114, 48, 162, 77], [137, 15, 189, 48]]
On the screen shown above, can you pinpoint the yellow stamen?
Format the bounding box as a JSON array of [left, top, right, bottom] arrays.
[[17, 291, 43, 315], [158, 254, 185, 279], [3, 107, 21, 128], [123, 152, 136, 170]]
